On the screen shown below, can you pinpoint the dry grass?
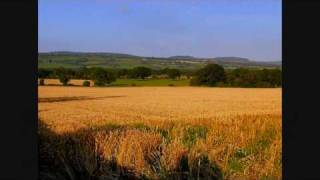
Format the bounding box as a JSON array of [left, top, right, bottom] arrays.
[[39, 86, 281, 180]]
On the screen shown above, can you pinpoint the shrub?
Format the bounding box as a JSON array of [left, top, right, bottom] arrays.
[[39, 79, 45, 86], [83, 80, 90, 87]]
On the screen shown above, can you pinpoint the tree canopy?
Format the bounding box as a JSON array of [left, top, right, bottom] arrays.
[[130, 66, 152, 79], [90, 68, 116, 86], [191, 64, 226, 86], [55, 67, 71, 86], [167, 69, 181, 79]]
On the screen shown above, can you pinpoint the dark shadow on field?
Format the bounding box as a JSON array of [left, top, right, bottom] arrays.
[[39, 120, 142, 180], [39, 96, 126, 103], [39, 119, 223, 180]]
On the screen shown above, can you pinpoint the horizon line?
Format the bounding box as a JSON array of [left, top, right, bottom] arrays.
[[38, 50, 282, 62]]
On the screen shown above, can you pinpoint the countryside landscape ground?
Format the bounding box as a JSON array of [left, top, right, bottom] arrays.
[[39, 0, 281, 179], [39, 85, 281, 180]]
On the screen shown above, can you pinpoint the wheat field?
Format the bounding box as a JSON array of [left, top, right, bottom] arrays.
[[39, 86, 281, 180]]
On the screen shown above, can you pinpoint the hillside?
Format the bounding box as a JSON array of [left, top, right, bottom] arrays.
[[38, 51, 281, 69]]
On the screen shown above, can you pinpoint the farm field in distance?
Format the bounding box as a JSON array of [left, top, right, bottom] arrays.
[[38, 52, 281, 70], [39, 86, 281, 179]]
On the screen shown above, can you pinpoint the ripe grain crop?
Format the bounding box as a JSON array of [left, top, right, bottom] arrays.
[[39, 86, 281, 180]]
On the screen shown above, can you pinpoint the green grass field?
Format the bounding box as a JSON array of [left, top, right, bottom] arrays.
[[38, 54, 205, 70], [39, 52, 280, 70]]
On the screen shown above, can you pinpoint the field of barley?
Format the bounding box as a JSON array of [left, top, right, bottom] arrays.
[[39, 86, 281, 180]]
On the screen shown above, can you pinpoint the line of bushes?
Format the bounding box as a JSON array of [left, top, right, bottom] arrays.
[[190, 64, 281, 88], [38, 67, 185, 86], [38, 64, 281, 88], [39, 67, 185, 81]]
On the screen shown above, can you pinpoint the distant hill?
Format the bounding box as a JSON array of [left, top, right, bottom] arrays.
[[41, 51, 140, 58], [264, 61, 282, 65], [168, 56, 196, 60], [212, 57, 250, 63], [38, 51, 281, 69]]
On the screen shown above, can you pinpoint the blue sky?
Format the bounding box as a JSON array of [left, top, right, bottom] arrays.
[[39, 0, 281, 61]]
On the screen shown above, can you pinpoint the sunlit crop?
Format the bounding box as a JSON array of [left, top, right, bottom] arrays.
[[39, 86, 281, 179]]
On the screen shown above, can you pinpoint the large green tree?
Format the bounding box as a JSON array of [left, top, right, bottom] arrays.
[[90, 68, 116, 86], [130, 66, 152, 79], [191, 64, 226, 86], [55, 67, 71, 86], [38, 68, 51, 79], [117, 68, 130, 78], [167, 68, 181, 79]]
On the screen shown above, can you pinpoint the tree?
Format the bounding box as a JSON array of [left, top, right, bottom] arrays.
[[226, 68, 282, 88], [228, 68, 259, 87], [82, 80, 91, 87], [117, 68, 129, 78], [259, 69, 281, 87], [130, 66, 152, 79], [90, 68, 116, 86], [38, 68, 51, 79], [271, 69, 282, 87], [160, 68, 170, 75], [75, 67, 91, 79], [167, 68, 181, 79], [191, 64, 226, 86], [56, 67, 71, 86], [184, 69, 196, 79], [39, 79, 45, 86]]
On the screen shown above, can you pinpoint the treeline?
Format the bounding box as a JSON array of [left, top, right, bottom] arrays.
[[38, 67, 187, 86], [38, 64, 281, 87], [38, 67, 185, 80], [190, 64, 281, 87]]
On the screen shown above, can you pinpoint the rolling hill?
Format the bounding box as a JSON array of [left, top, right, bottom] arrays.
[[38, 51, 281, 69]]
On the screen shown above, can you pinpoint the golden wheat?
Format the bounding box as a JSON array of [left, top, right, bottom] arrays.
[[39, 86, 281, 179]]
